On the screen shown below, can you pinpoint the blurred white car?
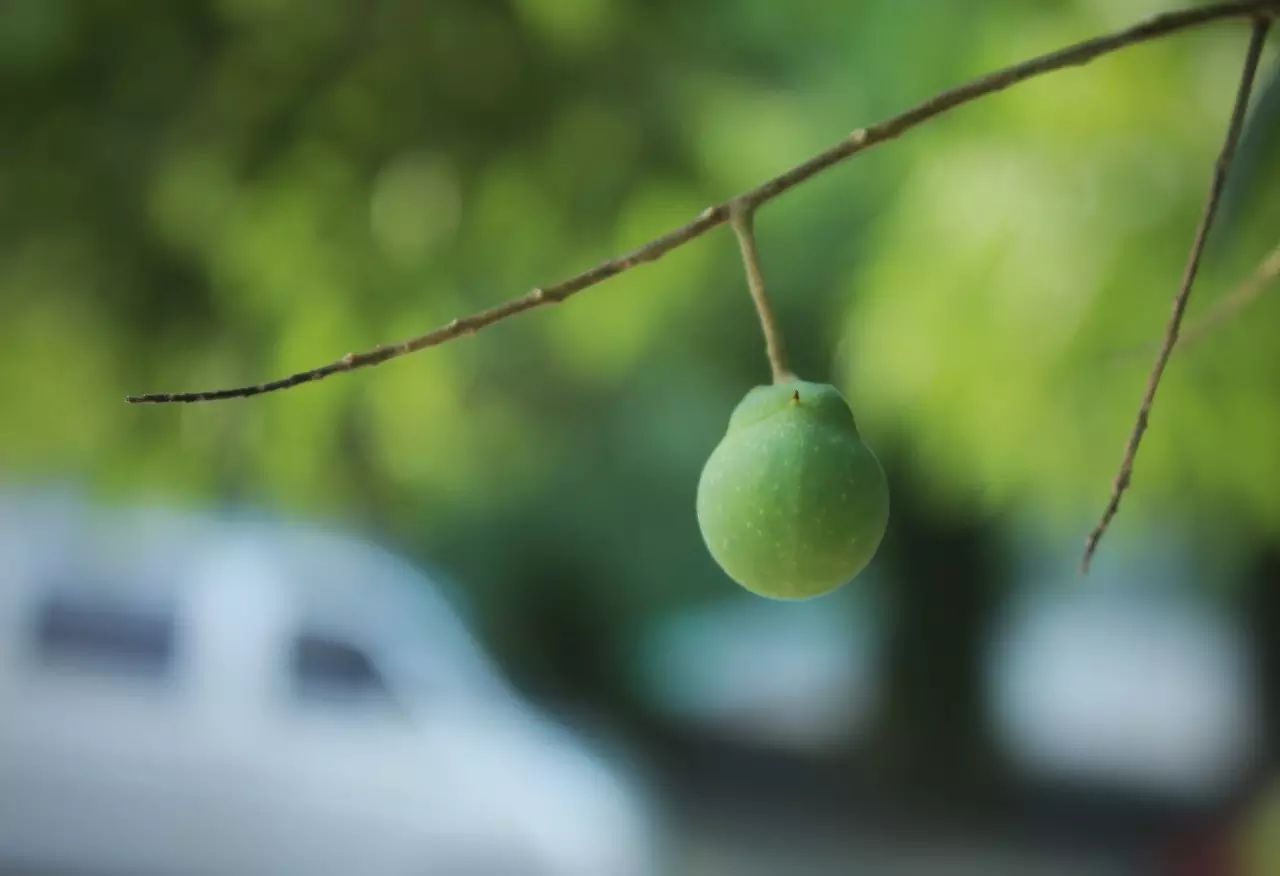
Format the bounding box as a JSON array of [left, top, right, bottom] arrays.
[[0, 495, 653, 876], [987, 545, 1260, 802]]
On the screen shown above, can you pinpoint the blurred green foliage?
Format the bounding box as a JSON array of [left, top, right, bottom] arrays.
[[2, 0, 1278, 626]]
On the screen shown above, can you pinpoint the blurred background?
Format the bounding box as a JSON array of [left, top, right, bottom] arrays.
[[2, 0, 1280, 873]]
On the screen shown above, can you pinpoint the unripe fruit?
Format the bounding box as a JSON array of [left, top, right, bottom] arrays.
[[696, 379, 889, 600]]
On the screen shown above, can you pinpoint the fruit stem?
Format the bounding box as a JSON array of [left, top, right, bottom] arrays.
[[730, 200, 794, 384]]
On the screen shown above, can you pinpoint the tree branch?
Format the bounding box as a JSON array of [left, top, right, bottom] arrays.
[[1082, 17, 1271, 573], [1098, 240, 1280, 364], [1179, 240, 1280, 346], [730, 201, 793, 383], [126, 0, 1280, 405]]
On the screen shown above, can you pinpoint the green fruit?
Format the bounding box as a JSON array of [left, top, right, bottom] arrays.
[[696, 379, 889, 600]]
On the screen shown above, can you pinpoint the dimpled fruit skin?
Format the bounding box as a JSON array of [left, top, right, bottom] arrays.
[[696, 380, 889, 600]]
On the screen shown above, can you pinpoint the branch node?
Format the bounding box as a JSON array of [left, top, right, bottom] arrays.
[[729, 197, 757, 224]]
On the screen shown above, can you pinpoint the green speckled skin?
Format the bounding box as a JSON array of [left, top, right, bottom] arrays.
[[696, 380, 889, 600]]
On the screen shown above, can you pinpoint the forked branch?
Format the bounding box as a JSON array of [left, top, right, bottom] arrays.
[[1179, 240, 1280, 346], [1082, 17, 1271, 572], [128, 0, 1280, 405]]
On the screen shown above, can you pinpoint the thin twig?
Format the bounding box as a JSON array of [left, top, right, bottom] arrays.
[[127, 0, 1280, 404], [730, 202, 793, 383], [1093, 239, 1280, 366], [1179, 240, 1280, 346], [1082, 17, 1270, 573]]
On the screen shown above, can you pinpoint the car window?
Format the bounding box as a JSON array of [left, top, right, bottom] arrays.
[[290, 632, 390, 704], [30, 593, 176, 678]]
